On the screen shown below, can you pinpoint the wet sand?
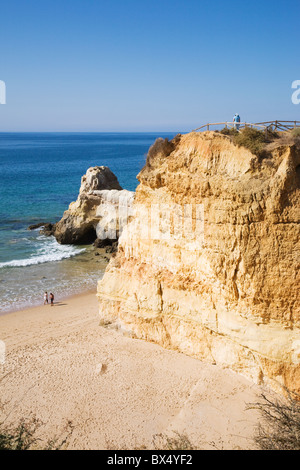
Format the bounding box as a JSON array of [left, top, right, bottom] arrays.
[[0, 291, 263, 450]]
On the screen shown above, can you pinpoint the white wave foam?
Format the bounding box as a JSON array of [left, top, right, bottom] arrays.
[[0, 236, 85, 268]]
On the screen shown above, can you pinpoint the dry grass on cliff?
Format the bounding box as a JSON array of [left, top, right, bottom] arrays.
[[265, 128, 300, 151], [250, 391, 300, 451], [233, 128, 271, 157], [220, 127, 300, 157], [151, 432, 196, 450], [220, 127, 275, 158], [0, 418, 73, 450], [146, 135, 181, 169]]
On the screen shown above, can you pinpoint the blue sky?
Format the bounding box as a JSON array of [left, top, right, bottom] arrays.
[[0, 0, 299, 131]]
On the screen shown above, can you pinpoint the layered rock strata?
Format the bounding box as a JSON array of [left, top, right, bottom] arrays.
[[97, 132, 300, 394]]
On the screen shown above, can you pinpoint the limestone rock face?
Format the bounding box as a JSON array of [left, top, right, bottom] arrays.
[[79, 166, 122, 194], [97, 132, 300, 394], [54, 166, 134, 245]]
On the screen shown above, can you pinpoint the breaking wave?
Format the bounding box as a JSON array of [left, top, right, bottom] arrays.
[[0, 236, 85, 269]]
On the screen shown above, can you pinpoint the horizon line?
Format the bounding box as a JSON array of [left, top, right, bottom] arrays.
[[0, 130, 184, 134]]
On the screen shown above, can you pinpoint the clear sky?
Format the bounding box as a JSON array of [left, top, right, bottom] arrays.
[[0, 0, 299, 132]]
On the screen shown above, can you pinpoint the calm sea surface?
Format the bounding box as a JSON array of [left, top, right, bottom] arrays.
[[0, 132, 177, 313]]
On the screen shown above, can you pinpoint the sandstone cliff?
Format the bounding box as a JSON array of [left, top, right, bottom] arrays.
[[53, 166, 134, 245], [97, 132, 300, 394]]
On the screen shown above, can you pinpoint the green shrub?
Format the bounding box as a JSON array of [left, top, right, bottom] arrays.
[[232, 127, 268, 157], [220, 127, 280, 157], [220, 127, 239, 137]]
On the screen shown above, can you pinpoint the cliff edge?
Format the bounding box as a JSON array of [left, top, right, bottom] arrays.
[[97, 131, 300, 394]]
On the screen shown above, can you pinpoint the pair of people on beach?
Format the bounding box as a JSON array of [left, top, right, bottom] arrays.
[[44, 291, 54, 306]]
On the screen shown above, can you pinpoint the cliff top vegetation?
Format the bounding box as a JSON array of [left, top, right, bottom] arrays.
[[219, 127, 300, 158]]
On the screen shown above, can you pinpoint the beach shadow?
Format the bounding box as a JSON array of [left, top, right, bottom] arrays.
[[52, 302, 67, 307]]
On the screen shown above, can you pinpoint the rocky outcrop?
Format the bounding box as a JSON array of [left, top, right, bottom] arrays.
[[97, 132, 300, 394], [53, 166, 135, 245]]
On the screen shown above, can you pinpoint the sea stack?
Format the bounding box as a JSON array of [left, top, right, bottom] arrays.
[[97, 131, 300, 394], [53, 166, 135, 245]]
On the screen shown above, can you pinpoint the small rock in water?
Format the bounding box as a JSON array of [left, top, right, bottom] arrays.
[[28, 222, 46, 230], [39, 223, 55, 236]]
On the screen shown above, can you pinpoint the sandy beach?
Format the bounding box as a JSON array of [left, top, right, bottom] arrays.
[[0, 290, 264, 450]]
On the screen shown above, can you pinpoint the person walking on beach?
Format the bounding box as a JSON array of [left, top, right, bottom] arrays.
[[50, 292, 54, 306], [44, 291, 48, 305]]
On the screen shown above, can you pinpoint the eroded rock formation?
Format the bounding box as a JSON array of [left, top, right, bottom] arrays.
[[97, 132, 300, 394], [53, 166, 135, 245]]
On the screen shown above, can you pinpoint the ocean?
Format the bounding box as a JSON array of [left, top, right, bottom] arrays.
[[0, 132, 177, 313]]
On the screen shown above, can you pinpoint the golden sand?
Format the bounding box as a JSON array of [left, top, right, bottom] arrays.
[[0, 291, 263, 450]]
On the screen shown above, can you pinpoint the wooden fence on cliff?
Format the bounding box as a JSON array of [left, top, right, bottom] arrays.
[[192, 120, 300, 133]]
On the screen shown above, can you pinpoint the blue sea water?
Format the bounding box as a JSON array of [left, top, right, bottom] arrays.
[[0, 132, 177, 313]]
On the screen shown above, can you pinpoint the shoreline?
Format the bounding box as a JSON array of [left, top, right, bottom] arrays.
[[0, 290, 99, 349], [0, 243, 109, 316], [0, 288, 264, 450], [0, 286, 98, 318]]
